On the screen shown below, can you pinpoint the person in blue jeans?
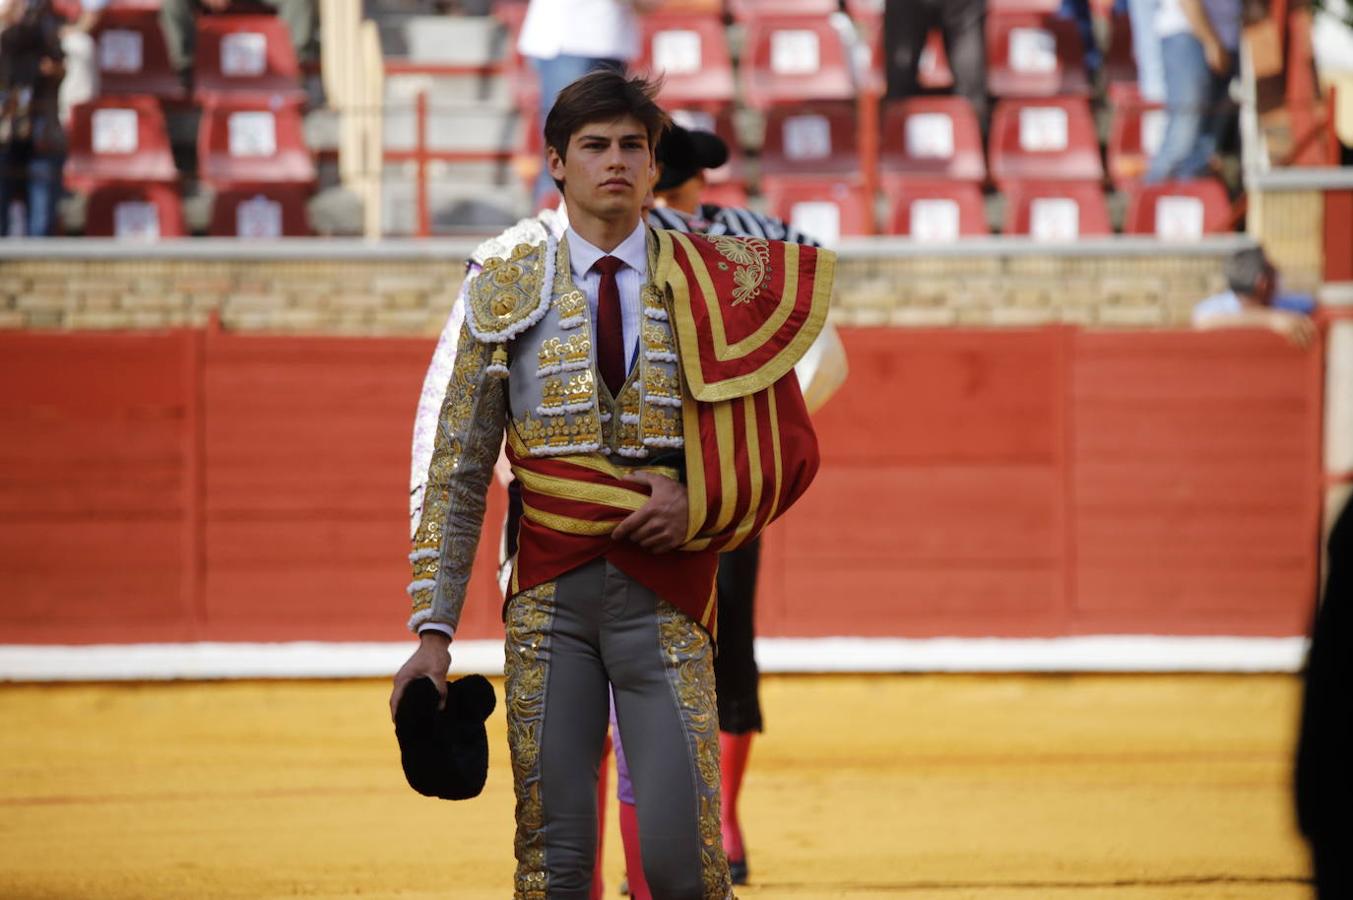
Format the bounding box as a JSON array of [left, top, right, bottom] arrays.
[[1146, 0, 1240, 182], [0, 0, 66, 237]]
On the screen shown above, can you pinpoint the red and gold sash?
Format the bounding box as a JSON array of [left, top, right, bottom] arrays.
[[506, 429, 721, 633]]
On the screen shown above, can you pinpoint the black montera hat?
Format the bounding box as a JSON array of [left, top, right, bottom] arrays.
[[655, 124, 730, 192], [395, 674, 496, 800]]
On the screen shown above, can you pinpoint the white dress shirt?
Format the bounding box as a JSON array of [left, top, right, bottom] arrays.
[[564, 220, 648, 372]]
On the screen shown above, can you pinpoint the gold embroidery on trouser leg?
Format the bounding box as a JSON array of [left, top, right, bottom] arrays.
[[657, 601, 732, 899], [505, 582, 556, 900]]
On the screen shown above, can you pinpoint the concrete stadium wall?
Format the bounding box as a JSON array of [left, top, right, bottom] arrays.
[[0, 237, 1255, 334], [0, 324, 1324, 646]]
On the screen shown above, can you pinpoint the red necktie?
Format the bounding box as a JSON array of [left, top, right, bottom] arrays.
[[592, 255, 626, 396]]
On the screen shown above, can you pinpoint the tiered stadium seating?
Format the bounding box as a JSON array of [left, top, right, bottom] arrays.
[[759, 102, 862, 195], [1123, 179, 1232, 239], [886, 181, 989, 239], [739, 15, 855, 109], [66, 96, 177, 192], [92, 9, 185, 100], [193, 15, 307, 105], [84, 183, 186, 238], [638, 13, 735, 111], [759, 102, 864, 235], [1003, 180, 1111, 239], [879, 96, 986, 189], [988, 96, 1103, 186], [986, 10, 1089, 97]]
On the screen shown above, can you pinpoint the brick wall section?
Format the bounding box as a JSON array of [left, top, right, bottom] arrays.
[[0, 238, 1250, 334]]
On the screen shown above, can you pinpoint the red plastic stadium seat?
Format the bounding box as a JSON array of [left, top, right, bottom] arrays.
[[193, 15, 306, 104], [91, 10, 186, 100], [886, 181, 989, 240], [740, 15, 855, 109], [988, 97, 1103, 187], [197, 99, 315, 187], [729, 0, 839, 20], [84, 183, 186, 238], [1123, 179, 1232, 239], [638, 14, 735, 110], [1103, 11, 1137, 88], [760, 102, 860, 186], [1002, 180, 1111, 239], [1107, 90, 1166, 188], [879, 96, 986, 189], [762, 179, 875, 243], [65, 96, 177, 192], [986, 11, 1089, 97], [209, 184, 312, 236]]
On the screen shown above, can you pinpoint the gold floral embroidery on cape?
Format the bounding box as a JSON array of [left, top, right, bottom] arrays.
[[712, 236, 772, 307]]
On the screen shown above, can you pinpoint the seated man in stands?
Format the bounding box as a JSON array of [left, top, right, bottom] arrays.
[[159, 0, 317, 89], [1192, 246, 1316, 348], [0, 0, 65, 237]]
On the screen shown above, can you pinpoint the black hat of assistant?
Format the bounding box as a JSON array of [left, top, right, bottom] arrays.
[[395, 674, 496, 800], [655, 123, 730, 193]]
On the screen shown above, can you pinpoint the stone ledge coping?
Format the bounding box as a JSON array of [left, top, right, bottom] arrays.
[[0, 235, 1260, 263], [1249, 167, 1353, 191]]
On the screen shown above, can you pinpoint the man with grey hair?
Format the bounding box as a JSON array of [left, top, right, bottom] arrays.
[[1192, 246, 1316, 348]]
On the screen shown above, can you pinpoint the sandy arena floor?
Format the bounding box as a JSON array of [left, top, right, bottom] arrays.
[[0, 674, 1312, 899]]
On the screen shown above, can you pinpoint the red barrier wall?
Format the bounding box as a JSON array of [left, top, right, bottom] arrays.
[[0, 326, 1324, 644]]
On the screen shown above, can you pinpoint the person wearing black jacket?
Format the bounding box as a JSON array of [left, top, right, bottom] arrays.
[[1295, 493, 1353, 897]]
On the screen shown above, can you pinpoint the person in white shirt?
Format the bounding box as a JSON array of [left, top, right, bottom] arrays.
[[1146, 0, 1241, 181], [1192, 246, 1316, 348]]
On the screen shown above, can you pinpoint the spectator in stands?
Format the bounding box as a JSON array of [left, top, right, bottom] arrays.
[[1, 0, 65, 237], [883, 0, 989, 134], [159, 0, 318, 87], [1192, 246, 1316, 348], [518, 0, 659, 205], [57, 0, 105, 125], [1145, 0, 1240, 182]]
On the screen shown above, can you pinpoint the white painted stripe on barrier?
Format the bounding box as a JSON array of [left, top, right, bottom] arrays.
[[0, 636, 1309, 681]]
